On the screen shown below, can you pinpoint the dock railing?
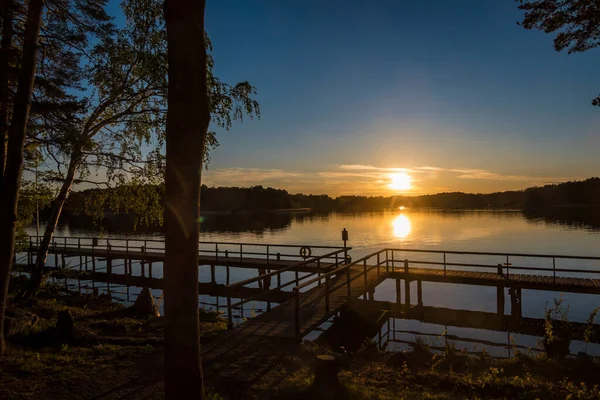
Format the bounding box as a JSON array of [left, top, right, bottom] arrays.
[[385, 248, 600, 283], [224, 248, 349, 328], [291, 249, 389, 340], [290, 247, 600, 340], [26, 235, 348, 266]]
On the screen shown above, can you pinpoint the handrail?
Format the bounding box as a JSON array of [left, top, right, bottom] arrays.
[[290, 250, 387, 340], [225, 249, 346, 289], [225, 249, 347, 328], [26, 235, 345, 250], [399, 259, 600, 275], [293, 250, 386, 292], [385, 247, 600, 280], [385, 247, 600, 261]]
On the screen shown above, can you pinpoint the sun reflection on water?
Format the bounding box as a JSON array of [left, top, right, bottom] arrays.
[[392, 214, 411, 239]]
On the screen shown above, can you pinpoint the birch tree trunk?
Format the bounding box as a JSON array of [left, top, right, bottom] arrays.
[[0, 0, 45, 355], [163, 0, 209, 398], [29, 147, 81, 293]]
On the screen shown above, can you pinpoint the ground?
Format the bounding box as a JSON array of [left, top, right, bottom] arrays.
[[2, 284, 600, 399]]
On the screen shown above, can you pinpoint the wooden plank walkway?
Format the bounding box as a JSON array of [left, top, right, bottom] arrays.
[[238, 267, 388, 338], [27, 246, 337, 273], [389, 267, 600, 294]]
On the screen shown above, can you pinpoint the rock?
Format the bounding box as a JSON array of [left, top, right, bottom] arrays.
[[131, 288, 160, 317], [56, 310, 74, 336]]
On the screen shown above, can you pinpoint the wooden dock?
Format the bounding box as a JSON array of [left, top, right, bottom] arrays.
[[238, 267, 387, 339], [27, 245, 338, 274], [18, 237, 600, 341], [390, 267, 600, 294]]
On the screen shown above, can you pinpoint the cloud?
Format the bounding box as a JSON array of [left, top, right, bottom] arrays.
[[336, 164, 413, 172], [199, 164, 586, 196], [204, 168, 303, 185], [449, 168, 584, 183]]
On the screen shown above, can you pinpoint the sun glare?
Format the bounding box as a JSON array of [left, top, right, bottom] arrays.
[[388, 172, 412, 191], [392, 214, 411, 239]]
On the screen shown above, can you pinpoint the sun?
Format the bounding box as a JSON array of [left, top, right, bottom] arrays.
[[388, 172, 412, 191]]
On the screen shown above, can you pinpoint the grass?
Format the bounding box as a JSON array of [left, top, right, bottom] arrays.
[[337, 342, 600, 400], [3, 284, 600, 399]]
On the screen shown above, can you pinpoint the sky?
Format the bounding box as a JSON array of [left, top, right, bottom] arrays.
[[115, 1, 600, 197]]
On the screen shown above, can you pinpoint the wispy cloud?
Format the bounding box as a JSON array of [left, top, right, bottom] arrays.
[[336, 164, 412, 172], [204, 168, 303, 185], [200, 165, 586, 196], [449, 168, 584, 183]]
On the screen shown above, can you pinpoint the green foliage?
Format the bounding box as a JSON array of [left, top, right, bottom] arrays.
[[543, 296, 573, 359], [583, 307, 600, 354], [411, 336, 431, 357], [65, 183, 164, 229], [29, 0, 260, 234], [37, 0, 260, 189], [544, 295, 571, 341], [562, 379, 600, 400]]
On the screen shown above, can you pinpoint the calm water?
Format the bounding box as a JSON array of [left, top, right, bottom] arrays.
[[27, 210, 600, 356]]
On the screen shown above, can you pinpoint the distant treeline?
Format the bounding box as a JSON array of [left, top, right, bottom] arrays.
[[60, 178, 600, 220], [290, 191, 525, 212]]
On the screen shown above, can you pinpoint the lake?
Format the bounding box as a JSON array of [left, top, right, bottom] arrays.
[[26, 210, 600, 356]]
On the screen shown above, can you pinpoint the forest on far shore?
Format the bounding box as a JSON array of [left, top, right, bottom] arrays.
[[53, 178, 600, 221]]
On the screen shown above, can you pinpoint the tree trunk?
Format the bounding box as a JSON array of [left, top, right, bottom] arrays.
[[0, 0, 44, 355], [0, 0, 14, 186], [28, 147, 80, 293], [163, 0, 209, 398]]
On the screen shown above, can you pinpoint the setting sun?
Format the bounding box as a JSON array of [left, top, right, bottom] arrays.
[[388, 172, 412, 191]]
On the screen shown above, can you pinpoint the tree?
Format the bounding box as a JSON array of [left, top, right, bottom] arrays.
[[28, 0, 165, 292], [27, 0, 258, 295], [0, 0, 112, 353], [0, 0, 44, 355], [517, 0, 600, 106], [0, 0, 14, 184], [163, 0, 208, 397]]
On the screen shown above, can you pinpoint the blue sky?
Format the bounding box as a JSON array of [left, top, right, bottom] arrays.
[[112, 1, 600, 195]]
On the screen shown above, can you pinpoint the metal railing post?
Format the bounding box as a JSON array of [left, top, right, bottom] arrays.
[[391, 250, 395, 272], [386, 249, 390, 271], [404, 259, 409, 274], [363, 259, 367, 293], [267, 245, 270, 265], [78, 237, 81, 250], [240, 244, 243, 262], [277, 270, 281, 287], [377, 253, 380, 277], [294, 289, 300, 341], [227, 296, 233, 329], [28, 237, 32, 266], [443, 252, 446, 276], [345, 266, 351, 299], [215, 243, 219, 263], [506, 255, 510, 278], [553, 257, 556, 285], [325, 276, 330, 315]]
